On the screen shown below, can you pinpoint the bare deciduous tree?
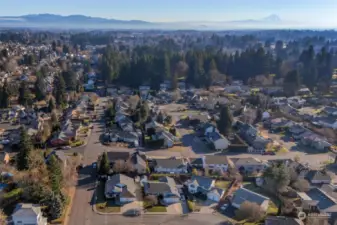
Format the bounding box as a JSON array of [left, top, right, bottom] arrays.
[[291, 179, 310, 192], [113, 160, 126, 173], [235, 201, 264, 222], [144, 195, 158, 207], [0, 209, 6, 224]]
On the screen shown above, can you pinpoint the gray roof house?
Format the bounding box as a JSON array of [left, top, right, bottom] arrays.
[[203, 155, 234, 172], [304, 188, 337, 215], [12, 203, 47, 225], [104, 174, 137, 203], [232, 187, 270, 211], [185, 175, 225, 202], [299, 170, 332, 184], [144, 176, 180, 204], [154, 158, 187, 174], [106, 151, 147, 174]]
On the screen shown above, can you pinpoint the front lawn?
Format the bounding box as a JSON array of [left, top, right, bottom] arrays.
[[96, 202, 121, 213], [147, 206, 167, 212], [214, 181, 230, 189], [95, 181, 121, 213]]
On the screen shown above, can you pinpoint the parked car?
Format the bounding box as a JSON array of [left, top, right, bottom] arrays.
[[123, 209, 140, 217], [62, 146, 71, 150]]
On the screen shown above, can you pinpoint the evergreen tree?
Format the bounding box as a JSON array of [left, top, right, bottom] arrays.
[[49, 193, 64, 220], [156, 111, 164, 124], [62, 70, 77, 91], [35, 74, 45, 101], [48, 98, 56, 113], [99, 152, 110, 175], [0, 80, 9, 108], [18, 81, 30, 106], [217, 105, 233, 135], [284, 70, 300, 96], [171, 72, 178, 90], [53, 75, 67, 107], [164, 54, 171, 79], [139, 101, 149, 122], [48, 155, 63, 194], [17, 127, 33, 170]]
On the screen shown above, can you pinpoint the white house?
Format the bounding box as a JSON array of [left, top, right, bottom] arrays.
[[154, 158, 187, 174], [205, 132, 230, 151], [202, 155, 234, 172], [185, 176, 225, 202], [104, 174, 137, 203], [12, 203, 47, 225]]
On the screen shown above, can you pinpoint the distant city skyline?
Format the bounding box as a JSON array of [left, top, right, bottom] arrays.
[[1, 0, 336, 26]]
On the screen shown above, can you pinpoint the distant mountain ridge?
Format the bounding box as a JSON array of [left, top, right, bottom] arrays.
[[0, 13, 294, 30], [0, 13, 151, 25]]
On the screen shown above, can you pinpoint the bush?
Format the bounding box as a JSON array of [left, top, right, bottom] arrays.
[[187, 200, 195, 212], [235, 201, 264, 222], [70, 140, 84, 147]]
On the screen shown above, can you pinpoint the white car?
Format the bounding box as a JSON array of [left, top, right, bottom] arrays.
[[62, 146, 71, 150]]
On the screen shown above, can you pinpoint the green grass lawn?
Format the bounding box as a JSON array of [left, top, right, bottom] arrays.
[[214, 181, 230, 189], [95, 181, 121, 213], [147, 206, 167, 212], [267, 202, 278, 215]]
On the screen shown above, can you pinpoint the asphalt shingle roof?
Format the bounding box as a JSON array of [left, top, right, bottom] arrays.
[[232, 187, 269, 207], [155, 158, 185, 169], [204, 155, 232, 165]]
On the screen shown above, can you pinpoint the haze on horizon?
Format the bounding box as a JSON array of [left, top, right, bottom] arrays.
[[0, 0, 336, 28]]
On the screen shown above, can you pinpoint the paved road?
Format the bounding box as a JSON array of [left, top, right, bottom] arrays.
[[75, 213, 226, 225]]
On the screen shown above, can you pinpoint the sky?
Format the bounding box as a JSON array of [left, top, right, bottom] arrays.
[[0, 0, 336, 24]]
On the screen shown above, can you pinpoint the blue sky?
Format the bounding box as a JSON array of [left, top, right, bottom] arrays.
[[1, 0, 336, 23]]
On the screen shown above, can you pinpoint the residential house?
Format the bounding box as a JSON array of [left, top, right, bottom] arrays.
[[232, 187, 270, 211], [323, 107, 337, 116], [144, 176, 180, 204], [299, 170, 332, 184], [185, 176, 225, 202], [0, 152, 10, 164], [289, 124, 307, 140], [154, 158, 188, 174], [202, 155, 234, 172], [50, 119, 80, 146], [197, 123, 217, 136], [204, 131, 230, 151], [106, 151, 147, 174], [300, 134, 331, 151], [105, 174, 137, 204], [231, 157, 268, 174], [156, 130, 176, 148], [299, 188, 337, 220], [269, 118, 294, 131], [188, 157, 203, 168], [264, 216, 304, 225], [313, 116, 337, 129], [12, 203, 47, 225]]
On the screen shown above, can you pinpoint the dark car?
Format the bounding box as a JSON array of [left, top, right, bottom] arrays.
[[123, 209, 140, 217]]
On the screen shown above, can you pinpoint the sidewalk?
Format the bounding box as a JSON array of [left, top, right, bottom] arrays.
[[62, 186, 76, 225]]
